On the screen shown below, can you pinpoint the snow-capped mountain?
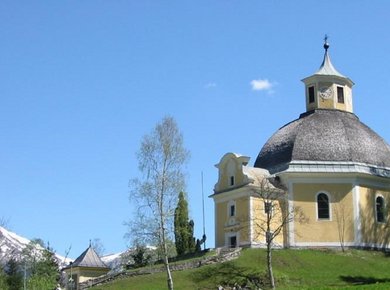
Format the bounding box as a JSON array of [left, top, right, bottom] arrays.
[[101, 252, 123, 272], [0, 226, 71, 267]]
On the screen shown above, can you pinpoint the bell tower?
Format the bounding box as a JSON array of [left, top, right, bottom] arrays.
[[302, 36, 354, 113]]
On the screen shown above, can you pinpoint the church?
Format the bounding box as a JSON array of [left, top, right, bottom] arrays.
[[211, 40, 390, 250]]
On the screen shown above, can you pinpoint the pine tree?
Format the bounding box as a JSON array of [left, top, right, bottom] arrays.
[[28, 246, 60, 290], [0, 266, 8, 290], [22, 241, 60, 290], [174, 191, 195, 256], [5, 258, 22, 290]]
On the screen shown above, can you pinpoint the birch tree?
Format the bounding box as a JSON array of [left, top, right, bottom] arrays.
[[128, 116, 189, 290], [252, 177, 303, 290]]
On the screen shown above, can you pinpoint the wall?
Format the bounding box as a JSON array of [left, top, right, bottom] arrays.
[[292, 183, 354, 245], [359, 186, 390, 248]]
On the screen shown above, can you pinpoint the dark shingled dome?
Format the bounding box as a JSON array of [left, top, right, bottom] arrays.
[[254, 109, 390, 173]]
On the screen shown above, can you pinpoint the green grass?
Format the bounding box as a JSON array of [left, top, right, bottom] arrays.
[[91, 249, 390, 290]]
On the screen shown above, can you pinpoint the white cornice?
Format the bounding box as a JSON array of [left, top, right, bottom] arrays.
[[211, 185, 258, 203], [277, 160, 390, 180]]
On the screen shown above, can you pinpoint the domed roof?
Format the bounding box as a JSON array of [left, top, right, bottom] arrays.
[[254, 109, 390, 174]]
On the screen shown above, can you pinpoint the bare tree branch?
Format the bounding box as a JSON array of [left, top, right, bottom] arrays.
[[127, 116, 189, 290]]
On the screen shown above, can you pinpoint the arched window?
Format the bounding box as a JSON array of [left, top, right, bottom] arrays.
[[376, 196, 385, 223], [317, 193, 330, 219]]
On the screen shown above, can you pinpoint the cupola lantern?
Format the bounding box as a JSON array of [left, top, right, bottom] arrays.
[[302, 36, 354, 113]]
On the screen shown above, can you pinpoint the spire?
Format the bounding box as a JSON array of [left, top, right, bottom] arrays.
[[315, 35, 345, 77]]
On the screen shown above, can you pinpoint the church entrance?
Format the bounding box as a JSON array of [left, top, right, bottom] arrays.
[[229, 236, 237, 248]]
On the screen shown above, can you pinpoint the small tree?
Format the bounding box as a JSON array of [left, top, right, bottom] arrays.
[[5, 258, 22, 290], [91, 238, 105, 257], [131, 245, 151, 268], [0, 265, 8, 290], [174, 191, 196, 256], [251, 177, 302, 290], [21, 241, 60, 290], [128, 116, 190, 290], [32, 245, 60, 288], [333, 193, 350, 252]]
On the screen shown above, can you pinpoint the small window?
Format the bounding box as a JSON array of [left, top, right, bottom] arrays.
[[230, 176, 235, 186], [264, 201, 272, 215], [308, 86, 315, 103], [317, 193, 330, 219], [230, 204, 235, 217], [376, 196, 385, 223], [337, 86, 344, 103]]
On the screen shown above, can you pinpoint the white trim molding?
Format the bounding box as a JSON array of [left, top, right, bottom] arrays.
[[225, 231, 240, 248], [287, 180, 295, 247], [352, 183, 362, 245], [249, 196, 253, 245]]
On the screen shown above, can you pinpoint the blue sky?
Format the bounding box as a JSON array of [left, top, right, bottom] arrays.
[[1, 1, 389, 258]]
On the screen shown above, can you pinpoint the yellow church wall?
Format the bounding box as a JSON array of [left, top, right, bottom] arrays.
[[215, 202, 226, 247], [318, 97, 333, 109], [335, 102, 347, 111], [64, 267, 109, 289], [215, 194, 251, 247], [251, 197, 285, 246], [217, 159, 246, 192], [236, 196, 250, 243], [77, 268, 109, 283], [359, 186, 390, 247], [293, 183, 354, 244]]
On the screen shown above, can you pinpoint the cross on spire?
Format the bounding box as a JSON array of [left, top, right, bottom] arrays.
[[324, 34, 330, 51]]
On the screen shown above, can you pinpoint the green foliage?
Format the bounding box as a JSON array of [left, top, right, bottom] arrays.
[[31, 246, 60, 288], [174, 191, 195, 256], [90, 249, 390, 290], [27, 275, 56, 290], [5, 258, 22, 290], [195, 239, 201, 253], [21, 241, 60, 290], [0, 275, 8, 289], [131, 245, 151, 268]]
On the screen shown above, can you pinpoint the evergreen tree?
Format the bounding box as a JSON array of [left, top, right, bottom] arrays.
[[22, 241, 60, 290], [188, 220, 196, 252], [5, 258, 22, 290], [28, 245, 60, 290], [174, 191, 195, 256], [0, 266, 8, 290], [131, 244, 151, 268]]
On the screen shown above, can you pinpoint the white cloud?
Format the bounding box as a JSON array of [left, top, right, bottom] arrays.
[[204, 82, 217, 89], [250, 78, 274, 92]]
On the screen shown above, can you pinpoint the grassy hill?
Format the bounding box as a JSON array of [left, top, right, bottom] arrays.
[[91, 248, 390, 289]]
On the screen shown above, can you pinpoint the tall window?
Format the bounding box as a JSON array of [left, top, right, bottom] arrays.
[[376, 196, 385, 223], [317, 193, 330, 219], [230, 176, 235, 186], [337, 86, 345, 103], [229, 204, 235, 217], [308, 86, 315, 103], [264, 201, 273, 215]]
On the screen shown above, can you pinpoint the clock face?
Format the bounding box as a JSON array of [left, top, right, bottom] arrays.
[[319, 87, 333, 99]]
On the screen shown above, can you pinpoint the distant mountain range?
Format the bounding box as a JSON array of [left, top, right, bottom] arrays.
[[0, 226, 128, 272], [0, 226, 71, 268]]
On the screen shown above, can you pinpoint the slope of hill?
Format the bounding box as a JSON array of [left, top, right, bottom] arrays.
[[0, 226, 71, 267], [90, 248, 390, 290]]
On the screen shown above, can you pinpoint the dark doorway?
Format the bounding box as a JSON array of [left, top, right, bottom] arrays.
[[230, 236, 237, 248]]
